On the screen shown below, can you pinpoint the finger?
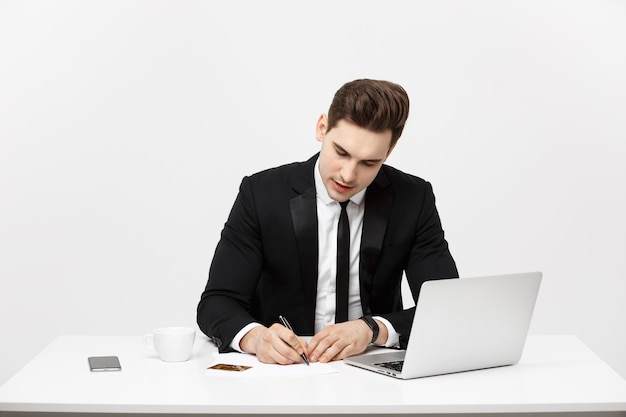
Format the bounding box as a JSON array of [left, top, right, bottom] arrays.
[[307, 335, 320, 354], [258, 346, 298, 365], [269, 324, 307, 363], [269, 346, 300, 365], [317, 340, 350, 363], [309, 333, 337, 362], [254, 326, 296, 364], [309, 325, 332, 348], [273, 324, 307, 355], [297, 336, 310, 358], [257, 337, 300, 365]]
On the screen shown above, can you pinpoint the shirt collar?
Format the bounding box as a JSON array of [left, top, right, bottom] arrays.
[[314, 158, 366, 206]]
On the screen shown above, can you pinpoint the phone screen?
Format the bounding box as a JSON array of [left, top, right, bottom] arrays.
[[88, 356, 122, 372]]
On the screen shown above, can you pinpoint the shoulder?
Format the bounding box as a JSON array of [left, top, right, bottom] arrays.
[[240, 154, 317, 195], [248, 160, 305, 181], [379, 164, 431, 192], [251, 154, 316, 178]]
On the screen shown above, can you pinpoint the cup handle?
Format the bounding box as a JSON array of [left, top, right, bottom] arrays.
[[144, 334, 155, 350]]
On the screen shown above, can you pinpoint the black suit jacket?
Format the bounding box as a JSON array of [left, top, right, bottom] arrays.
[[197, 154, 458, 351]]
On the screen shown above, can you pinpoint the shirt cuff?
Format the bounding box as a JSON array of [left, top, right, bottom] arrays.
[[230, 322, 263, 352], [373, 316, 400, 348]]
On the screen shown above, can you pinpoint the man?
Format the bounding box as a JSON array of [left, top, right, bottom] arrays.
[[197, 79, 458, 365]]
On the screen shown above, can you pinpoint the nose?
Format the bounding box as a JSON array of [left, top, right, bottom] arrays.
[[340, 161, 358, 184]]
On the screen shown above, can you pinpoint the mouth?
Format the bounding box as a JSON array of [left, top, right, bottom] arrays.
[[332, 179, 354, 194]]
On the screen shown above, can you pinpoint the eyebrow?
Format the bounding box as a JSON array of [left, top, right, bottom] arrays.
[[334, 143, 384, 164]]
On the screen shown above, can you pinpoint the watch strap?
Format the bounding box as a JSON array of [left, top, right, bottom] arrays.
[[359, 315, 379, 344]]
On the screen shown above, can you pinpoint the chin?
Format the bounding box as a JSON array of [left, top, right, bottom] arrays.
[[332, 191, 355, 203]]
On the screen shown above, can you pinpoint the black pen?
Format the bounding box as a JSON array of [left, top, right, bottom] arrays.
[[278, 315, 310, 366]]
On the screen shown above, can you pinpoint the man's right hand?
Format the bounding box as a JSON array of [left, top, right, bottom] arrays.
[[239, 323, 309, 365]]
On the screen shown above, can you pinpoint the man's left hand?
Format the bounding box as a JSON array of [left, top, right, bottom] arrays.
[[307, 319, 378, 363]]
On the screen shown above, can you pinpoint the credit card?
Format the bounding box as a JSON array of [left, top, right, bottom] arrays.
[[208, 363, 252, 372]]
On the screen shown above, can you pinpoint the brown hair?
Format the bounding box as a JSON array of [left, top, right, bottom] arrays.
[[327, 79, 410, 148]]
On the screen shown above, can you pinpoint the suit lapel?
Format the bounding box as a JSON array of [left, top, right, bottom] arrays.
[[289, 156, 319, 326], [288, 157, 392, 321], [359, 168, 392, 315]]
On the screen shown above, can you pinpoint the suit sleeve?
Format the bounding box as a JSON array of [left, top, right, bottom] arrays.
[[381, 181, 458, 346], [406, 181, 458, 286], [196, 176, 263, 351]]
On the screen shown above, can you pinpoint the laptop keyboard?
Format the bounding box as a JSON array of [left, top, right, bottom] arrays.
[[375, 360, 404, 372]]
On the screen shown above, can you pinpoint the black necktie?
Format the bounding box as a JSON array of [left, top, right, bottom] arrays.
[[336, 200, 350, 323]]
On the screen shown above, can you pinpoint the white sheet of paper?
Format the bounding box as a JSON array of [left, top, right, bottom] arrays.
[[206, 352, 339, 378]]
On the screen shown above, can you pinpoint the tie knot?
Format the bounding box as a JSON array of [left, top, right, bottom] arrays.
[[340, 200, 350, 210]]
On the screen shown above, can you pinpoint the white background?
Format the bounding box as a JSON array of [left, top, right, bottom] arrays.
[[1, 0, 625, 385]]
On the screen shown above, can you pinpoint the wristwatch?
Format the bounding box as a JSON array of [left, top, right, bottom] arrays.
[[359, 315, 379, 344]]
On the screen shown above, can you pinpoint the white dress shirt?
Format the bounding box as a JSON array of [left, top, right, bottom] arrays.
[[313, 160, 398, 347], [231, 160, 399, 351]]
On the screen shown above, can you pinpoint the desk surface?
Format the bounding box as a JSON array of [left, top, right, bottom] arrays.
[[0, 335, 625, 416]]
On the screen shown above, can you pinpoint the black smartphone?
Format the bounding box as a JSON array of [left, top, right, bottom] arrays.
[[88, 356, 122, 372]]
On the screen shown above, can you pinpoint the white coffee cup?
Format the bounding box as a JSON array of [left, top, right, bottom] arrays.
[[144, 327, 196, 362]]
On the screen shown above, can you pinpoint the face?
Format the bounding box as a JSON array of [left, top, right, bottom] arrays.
[[316, 115, 395, 202]]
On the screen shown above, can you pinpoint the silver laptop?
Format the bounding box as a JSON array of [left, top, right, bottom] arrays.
[[344, 272, 542, 379]]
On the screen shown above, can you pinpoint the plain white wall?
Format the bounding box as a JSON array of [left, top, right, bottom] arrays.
[[1, 0, 625, 385]]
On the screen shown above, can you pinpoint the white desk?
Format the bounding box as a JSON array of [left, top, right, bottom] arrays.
[[0, 335, 625, 416]]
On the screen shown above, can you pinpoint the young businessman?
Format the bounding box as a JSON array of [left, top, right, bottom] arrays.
[[197, 79, 458, 365]]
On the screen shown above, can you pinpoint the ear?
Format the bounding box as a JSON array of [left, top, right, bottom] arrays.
[[315, 114, 328, 143]]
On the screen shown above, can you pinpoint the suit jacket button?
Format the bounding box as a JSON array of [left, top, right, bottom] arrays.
[[211, 336, 222, 348]]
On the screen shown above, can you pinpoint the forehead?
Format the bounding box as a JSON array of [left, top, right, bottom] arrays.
[[327, 120, 392, 160]]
